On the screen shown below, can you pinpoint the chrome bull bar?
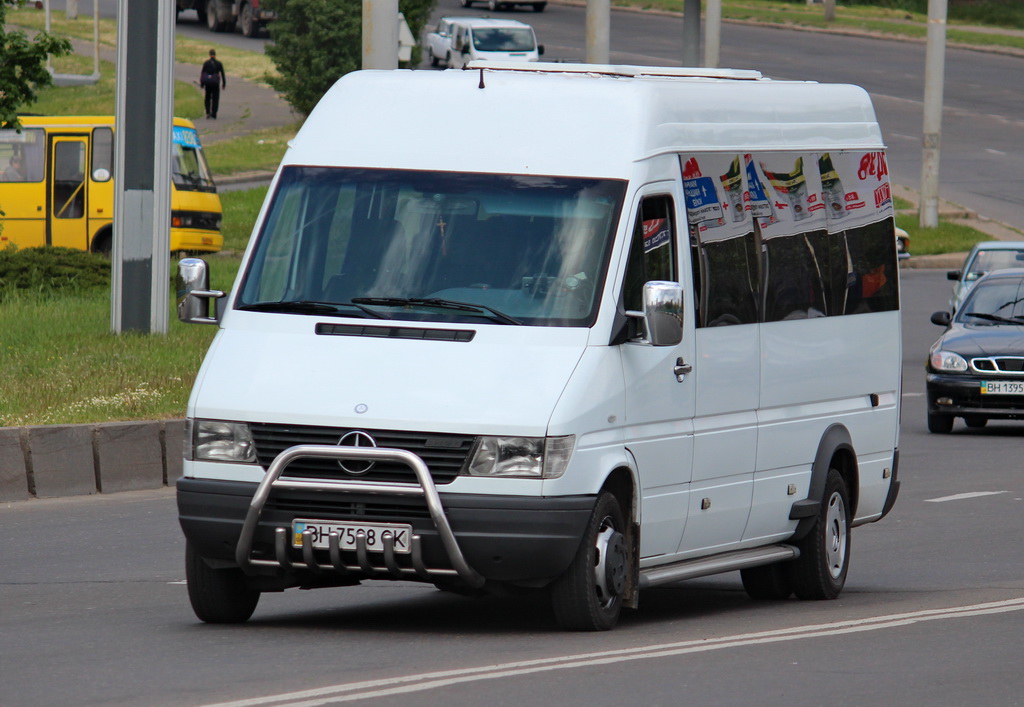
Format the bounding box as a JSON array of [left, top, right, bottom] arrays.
[[234, 444, 485, 589]]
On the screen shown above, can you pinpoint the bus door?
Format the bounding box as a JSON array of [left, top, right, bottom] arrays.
[[48, 135, 89, 249]]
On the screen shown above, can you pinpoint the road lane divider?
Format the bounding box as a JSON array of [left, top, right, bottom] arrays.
[[200, 597, 1024, 707]]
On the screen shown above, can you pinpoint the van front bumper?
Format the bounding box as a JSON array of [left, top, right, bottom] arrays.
[[178, 477, 594, 586]]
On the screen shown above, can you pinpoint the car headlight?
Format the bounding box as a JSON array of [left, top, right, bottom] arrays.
[[188, 419, 257, 463], [930, 350, 968, 373], [463, 435, 575, 479]]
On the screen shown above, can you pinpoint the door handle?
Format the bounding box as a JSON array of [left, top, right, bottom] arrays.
[[674, 357, 692, 382]]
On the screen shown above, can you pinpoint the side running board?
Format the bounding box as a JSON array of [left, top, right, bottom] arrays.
[[639, 544, 800, 589]]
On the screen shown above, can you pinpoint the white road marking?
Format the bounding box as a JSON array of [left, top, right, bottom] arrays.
[[902, 392, 924, 397], [200, 598, 1024, 707], [925, 490, 1008, 503], [985, 148, 1007, 156]]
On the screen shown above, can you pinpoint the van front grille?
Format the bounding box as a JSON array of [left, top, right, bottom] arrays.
[[249, 423, 475, 485]]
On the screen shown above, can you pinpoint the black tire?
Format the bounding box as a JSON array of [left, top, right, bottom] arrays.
[[551, 492, 628, 631], [963, 415, 987, 428], [240, 2, 257, 38], [430, 52, 439, 67], [460, 0, 473, 6], [206, 0, 222, 31], [788, 468, 850, 600], [741, 563, 793, 600], [90, 230, 111, 256], [927, 412, 954, 434], [185, 542, 260, 623], [533, 2, 546, 10]]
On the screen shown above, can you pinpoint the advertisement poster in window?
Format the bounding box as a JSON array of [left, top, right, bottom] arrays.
[[680, 154, 753, 243]]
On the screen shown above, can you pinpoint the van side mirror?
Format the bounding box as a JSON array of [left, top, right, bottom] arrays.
[[642, 281, 684, 346], [930, 311, 951, 327], [947, 270, 961, 281], [176, 257, 225, 325]]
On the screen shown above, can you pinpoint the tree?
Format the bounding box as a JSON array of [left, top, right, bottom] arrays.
[[263, 0, 436, 117], [0, 0, 72, 130]]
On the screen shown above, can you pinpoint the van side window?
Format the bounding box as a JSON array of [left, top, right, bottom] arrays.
[[623, 195, 676, 312], [691, 228, 759, 327], [91, 127, 113, 182]]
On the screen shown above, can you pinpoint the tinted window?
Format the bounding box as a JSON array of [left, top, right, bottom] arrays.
[[623, 195, 676, 313]]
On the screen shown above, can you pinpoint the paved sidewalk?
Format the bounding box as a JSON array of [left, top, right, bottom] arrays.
[[62, 36, 298, 147]]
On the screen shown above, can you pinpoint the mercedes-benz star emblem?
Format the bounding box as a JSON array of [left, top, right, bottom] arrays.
[[337, 430, 377, 475]]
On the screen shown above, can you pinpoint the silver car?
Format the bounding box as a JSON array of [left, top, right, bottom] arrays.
[[947, 241, 1024, 313]]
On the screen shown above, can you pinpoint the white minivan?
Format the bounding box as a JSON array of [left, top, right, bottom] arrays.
[[434, 17, 543, 69], [176, 63, 902, 631]]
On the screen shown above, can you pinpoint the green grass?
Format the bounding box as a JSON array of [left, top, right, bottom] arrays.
[[0, 255, 240, 427], [896, 215, 992, 256], [7, 8, 279, 85], [203, 125, 298, 176], [220, 186, 269, 253], [28, 56, 205, 119]]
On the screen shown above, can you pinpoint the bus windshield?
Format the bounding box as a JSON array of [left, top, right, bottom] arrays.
[[237, 167, 626, 327], [171, 126, 216, 192]]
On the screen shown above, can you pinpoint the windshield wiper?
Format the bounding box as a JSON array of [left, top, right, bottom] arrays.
[[962, 312, 1024, 325], [351, 297, 522, 325], [237, 300, 389, 319]]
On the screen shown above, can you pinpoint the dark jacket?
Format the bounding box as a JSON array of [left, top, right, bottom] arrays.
[[201, 58, 226, 89]]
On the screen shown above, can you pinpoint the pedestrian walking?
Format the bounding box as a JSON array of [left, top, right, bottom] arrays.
[[200, 49, 226, 120]]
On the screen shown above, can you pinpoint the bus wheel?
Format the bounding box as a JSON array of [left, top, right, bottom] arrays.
[[185, 542, 260, 623], [551, 491, 627, 631], [788, 468, 850, 600], [91, 231, 112, 256], [741, 563, 793, 600]]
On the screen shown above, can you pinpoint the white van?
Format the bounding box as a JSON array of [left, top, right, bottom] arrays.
[[176, 63, 902, 631], [434, 17, 543, 69]]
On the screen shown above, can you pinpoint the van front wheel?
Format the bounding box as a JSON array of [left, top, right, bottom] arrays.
[[788, 468, 850, 600], [186, 542, 260, 623], [551, 492, 627, 631]]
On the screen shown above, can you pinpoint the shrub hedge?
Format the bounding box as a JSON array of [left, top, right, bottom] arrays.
[[0, 245, 110, 298]]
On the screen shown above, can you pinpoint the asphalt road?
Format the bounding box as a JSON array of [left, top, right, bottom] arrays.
[[3, 268, 1023, 707]]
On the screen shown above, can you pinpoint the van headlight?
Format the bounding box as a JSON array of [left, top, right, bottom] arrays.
[[930, 350, 968, 373], [187, 419, 258, 463], [463, 435, 575, 479]]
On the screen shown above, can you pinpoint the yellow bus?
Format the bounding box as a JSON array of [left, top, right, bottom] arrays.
[[0, 116, 223, 254]]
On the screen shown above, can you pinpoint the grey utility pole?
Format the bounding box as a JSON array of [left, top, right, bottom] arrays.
[[920, 0, 948, 228], [363, 0, 399, 69], [682, 0, 701, 66], [111, 0, 174, 334], [586, 0, 610, 64], [704, 0, 722, 68]]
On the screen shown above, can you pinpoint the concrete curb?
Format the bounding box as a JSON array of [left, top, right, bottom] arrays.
[[0, 420, 184, 503]]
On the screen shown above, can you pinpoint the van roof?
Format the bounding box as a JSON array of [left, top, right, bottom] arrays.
[[440, 16, 535, 29], [288, 65, 884, 178]]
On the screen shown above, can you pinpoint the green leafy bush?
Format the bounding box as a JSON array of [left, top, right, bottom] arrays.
[[0, 245, 110, 298]]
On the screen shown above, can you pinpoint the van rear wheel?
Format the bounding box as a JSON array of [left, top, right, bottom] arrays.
[[741, 563, 793, 600], [788, 468, 850, 600], [185, 542, 260, 623], [551, 492, 627, 631]]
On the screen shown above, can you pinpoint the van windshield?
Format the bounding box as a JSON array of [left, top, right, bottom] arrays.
[[237, 167, 625, 327], [472, 28, 536, 52]]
